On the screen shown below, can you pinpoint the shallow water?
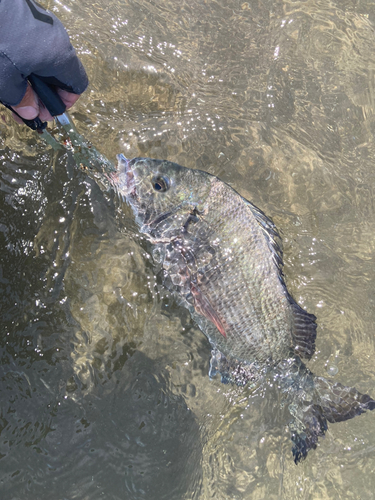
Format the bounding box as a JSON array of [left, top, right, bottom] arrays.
[[1, 0, 375, 498]]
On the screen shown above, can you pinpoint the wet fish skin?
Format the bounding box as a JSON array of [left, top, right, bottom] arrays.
[[112, 154, 375, 463], [112, 156, 314, 363]]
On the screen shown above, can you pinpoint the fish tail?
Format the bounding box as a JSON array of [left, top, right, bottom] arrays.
[[314, 376, 375, 423], [287, 369, 375, 464], [289, 400, 328, 464]]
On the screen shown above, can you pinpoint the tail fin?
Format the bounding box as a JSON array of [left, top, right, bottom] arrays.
[[289, 401, 328, 463], [314, 377, 375, 423], [288, 375, 375, 464]]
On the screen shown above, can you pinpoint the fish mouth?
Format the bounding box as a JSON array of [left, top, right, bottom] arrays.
[[110, 154, 136, 199]]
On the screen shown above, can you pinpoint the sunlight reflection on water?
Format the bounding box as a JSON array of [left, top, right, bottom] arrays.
[[1, 0, 375, 498]]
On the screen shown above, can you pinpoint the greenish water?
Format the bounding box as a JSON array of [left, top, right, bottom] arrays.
[[1, 0, 375, 498]]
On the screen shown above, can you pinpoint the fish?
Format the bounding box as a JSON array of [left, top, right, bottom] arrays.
[[110, 154, 375, 463]]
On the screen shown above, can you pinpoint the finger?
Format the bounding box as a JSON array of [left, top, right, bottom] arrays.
[[57, 88, 81, 110], [12, 85, 39, 120], [37, 99, 54, 122]]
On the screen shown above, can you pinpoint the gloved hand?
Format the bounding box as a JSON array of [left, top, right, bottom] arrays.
[[0, 0, 88, 123]]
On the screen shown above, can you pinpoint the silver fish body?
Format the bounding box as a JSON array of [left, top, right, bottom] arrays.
[[112, 154, 375, 463]]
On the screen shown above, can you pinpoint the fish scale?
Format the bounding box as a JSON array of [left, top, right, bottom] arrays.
[[111, 155, 375, 463], [194, 178, 291, 362]]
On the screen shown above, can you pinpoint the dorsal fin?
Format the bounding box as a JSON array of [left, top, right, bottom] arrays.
[[289, 297, 317, 360], [244, 198, 317, 360], [244, 198, 284, 280]]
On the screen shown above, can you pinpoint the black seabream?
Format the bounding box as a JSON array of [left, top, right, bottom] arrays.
[[111, 154, 375, 463]]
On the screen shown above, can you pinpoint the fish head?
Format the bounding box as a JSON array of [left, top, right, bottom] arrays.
[[111, 155, 212, 236]]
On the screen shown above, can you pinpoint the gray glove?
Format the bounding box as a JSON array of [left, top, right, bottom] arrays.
[[0, 0, 88, 107]]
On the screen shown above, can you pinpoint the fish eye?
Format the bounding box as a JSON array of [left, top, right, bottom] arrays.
[[152, 175, 170, 193]]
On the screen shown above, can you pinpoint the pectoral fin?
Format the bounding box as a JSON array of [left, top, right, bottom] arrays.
[[190, 283, 227, 338]]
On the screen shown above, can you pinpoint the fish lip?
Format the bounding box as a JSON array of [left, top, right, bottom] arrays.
[[112, 154, 136, 199]]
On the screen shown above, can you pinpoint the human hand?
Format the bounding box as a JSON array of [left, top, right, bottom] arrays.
[[0, 0, 88, 125], [11, 86, 81, 124]]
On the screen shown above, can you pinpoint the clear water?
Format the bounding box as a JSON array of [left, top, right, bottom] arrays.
[[1, 0, 375, 498]]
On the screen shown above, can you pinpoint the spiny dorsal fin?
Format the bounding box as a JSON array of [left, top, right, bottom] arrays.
[[244, 199, 317, 360], [243, 199, 284, 275]]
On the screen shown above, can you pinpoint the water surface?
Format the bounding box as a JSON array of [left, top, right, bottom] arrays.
[[1, 0, 375, 498]]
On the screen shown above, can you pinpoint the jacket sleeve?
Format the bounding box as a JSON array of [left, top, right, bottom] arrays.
[[0, 0, 88, 106]]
